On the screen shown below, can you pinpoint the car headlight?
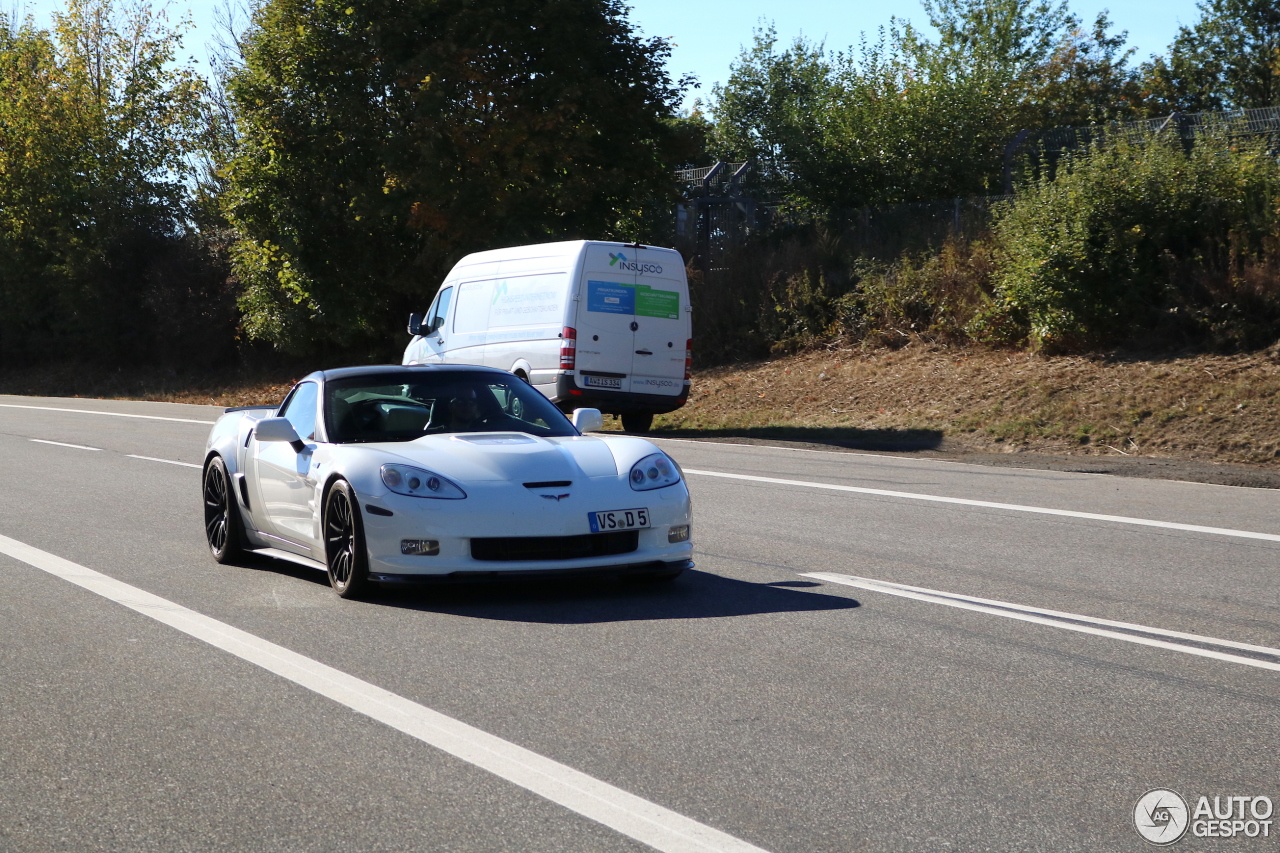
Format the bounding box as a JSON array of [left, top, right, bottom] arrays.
[[380, 464, 466, 499], [629, 452, 681, 491]]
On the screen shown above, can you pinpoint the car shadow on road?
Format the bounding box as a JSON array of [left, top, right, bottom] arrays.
[[643, 425, 944, 452], [363, 569, 860, 624]]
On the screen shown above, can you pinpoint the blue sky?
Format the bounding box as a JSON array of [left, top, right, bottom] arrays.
[[630, 0, 1205, 109], [13, 0, 1205, 109]]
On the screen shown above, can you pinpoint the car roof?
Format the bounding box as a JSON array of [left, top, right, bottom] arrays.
[[304, 364, 512, 384]]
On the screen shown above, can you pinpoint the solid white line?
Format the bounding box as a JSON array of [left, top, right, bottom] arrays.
[[685, 469, 1280, 544], [0, 403, 215, 425], [30, 439, 101, 451], [0, 533, 770, 853], [804, 572, 1280, 673], [126, 454, 203, 469], [652, 437, 1280, 493], [653, 436, 960, 466]]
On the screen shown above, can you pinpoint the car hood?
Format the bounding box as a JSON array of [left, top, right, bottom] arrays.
[[366, 432, 623, 483]]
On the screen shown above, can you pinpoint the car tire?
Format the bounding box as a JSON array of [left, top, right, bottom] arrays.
[[324, 480, 371, 599], [203, 456, 247, 564], [621, 412, 653, 433]]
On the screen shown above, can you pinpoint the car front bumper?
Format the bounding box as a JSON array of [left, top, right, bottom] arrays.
[[358, 479, 693, 578]]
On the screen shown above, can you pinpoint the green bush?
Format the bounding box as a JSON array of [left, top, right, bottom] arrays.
[[984, 126, 1280, 351]]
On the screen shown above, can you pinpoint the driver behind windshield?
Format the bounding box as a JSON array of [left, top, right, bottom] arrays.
[[442, 385, 491, 432]]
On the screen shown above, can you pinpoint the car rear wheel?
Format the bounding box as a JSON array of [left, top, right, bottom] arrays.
[[324, 480, 370, 599], [621, 412, 653, 433], [203, 456, 246, 564]]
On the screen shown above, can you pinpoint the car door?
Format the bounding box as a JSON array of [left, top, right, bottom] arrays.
[[254, 381, 321, 554]]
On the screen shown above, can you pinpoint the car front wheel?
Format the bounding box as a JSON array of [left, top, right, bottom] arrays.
[[324, 480, 370, 599], [203, 456, 246, 564]]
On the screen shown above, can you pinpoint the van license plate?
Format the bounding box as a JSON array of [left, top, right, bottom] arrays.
[[589, 508, 650, 532], [582, 375, 622, 388]]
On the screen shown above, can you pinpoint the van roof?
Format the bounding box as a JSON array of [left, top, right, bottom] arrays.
[[452, 240, 681, 268]]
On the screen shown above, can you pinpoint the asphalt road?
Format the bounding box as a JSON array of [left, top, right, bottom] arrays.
[[1, 395, 1277, 852]]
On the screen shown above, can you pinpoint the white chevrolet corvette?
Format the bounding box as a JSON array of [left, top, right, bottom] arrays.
[[202, 365, 693, 597]]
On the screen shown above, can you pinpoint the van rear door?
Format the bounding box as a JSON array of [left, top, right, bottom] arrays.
[[575, 245, 637, 390], [625, 247, 687, 398]]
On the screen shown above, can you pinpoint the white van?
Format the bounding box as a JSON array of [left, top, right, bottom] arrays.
[[403, 240, 691, 432]]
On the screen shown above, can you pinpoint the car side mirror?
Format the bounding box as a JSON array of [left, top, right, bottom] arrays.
[[408, 313, 423, 336], [255, 417, 306, 452], [571, 408, 604, 433]]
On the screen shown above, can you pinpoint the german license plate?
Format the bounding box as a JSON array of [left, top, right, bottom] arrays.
[[588, 508, 650, 532], [582, 375, 622, 389]]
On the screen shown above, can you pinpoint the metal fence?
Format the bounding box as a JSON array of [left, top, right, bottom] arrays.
[[1027, 106, 1280, 159]]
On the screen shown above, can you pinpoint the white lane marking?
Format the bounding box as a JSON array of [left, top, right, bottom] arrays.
[[653, 436, 960, 465], [653, 438, 1280, 493], [0, 533, 770, 853], [805, 572, 1280, 673], [126, 454, 202, 469], [30, 439, 101, 451], [0, 403, 215, 425], [685, 469, 1280, 544]]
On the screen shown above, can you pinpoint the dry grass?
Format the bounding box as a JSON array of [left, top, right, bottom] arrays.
[[656, 343, 1280, 467]]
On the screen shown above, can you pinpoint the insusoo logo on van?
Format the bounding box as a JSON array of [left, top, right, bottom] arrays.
[[608, 252, 663, 275]]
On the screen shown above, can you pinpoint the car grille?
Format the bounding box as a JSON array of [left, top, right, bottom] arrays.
[[470, 531, 639, 562]]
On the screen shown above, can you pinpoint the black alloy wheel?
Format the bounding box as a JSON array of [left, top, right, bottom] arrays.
[[324, 480, 370, 599], [203, 456, 245, 563]]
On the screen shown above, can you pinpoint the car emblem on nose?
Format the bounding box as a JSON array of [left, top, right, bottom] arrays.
[[541, 493, 570, 501]]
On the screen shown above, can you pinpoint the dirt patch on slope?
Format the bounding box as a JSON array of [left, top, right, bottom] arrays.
[[650, 343, 1280, 488]]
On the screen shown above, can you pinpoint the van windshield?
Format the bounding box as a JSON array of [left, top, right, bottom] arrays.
[[325, 372, 576, 443]]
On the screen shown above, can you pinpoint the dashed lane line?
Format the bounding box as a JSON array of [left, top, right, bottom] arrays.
[[0, 403, 216, 425], [30, 439, 101, 451], [126, 454, 202, 469]]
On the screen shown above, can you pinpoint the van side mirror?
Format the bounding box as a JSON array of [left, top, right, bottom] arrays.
[[571, 408, 604, 433], [408, 313, 423, 336], [255, 417, 306, 453]]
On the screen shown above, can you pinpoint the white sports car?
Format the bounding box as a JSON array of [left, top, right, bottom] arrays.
[[202, 365, 693, 597]]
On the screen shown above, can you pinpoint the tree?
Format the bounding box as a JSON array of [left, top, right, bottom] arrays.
[[1020, 13, 1141, 125], [221, 0, 685, 354], [706, 26, 833, 201], [0, 0, 214, 365], [707, 1, 1142, 214], [917, 0, 1073, 69], [1140, 0, 1280, 111]]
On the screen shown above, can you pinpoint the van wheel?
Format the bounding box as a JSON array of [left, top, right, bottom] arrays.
[[621, 412, 653, 433]]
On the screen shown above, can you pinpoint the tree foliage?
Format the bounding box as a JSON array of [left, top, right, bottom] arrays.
[[985, 127, 1280, 350], [1140, 0, 1280, 111], [221, 0, 685, 354], [0, 0, 224, 365], [706, 0, 1140, 213]]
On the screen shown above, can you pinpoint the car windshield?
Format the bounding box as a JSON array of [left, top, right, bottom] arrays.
[[324, 371, 577, 443]]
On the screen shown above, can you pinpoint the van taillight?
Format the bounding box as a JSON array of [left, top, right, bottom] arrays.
[[560, 327, 577, 370], [684, 338, 692, 380]]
